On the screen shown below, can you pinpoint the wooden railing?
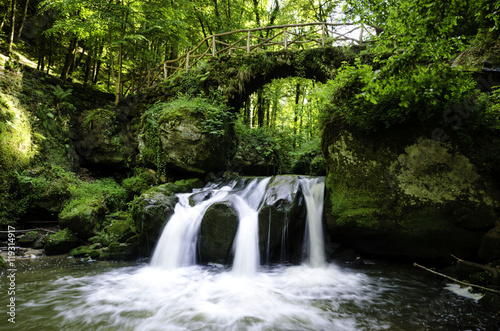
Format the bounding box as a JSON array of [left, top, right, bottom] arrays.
[[128, 22, 374, 93]]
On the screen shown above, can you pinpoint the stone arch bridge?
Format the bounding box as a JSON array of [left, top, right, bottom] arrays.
[[136, 22, 370, 109]]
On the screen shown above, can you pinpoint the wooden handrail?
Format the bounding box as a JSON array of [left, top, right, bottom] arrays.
[[128, 22, 372, 93]]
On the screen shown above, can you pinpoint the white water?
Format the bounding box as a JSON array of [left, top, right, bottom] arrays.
[[300, 177, 326, 268], [150, 177, 271, 275], [150, 184, 233, 269], [14, 176, 493, 330]]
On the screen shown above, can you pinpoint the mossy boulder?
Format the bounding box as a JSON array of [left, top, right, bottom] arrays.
[[199, 201, 239, 264], [131, 178, 204, 255], [18, 230, 39, 247], [44, 228, 81, 255], [257, 175, 307, 263], [138, 98, 236, 175], [59, 199, 104, 239], [58, 178, 127, 240], [68, 244, 102, 259], [100, 242, 138, 260], [322, 122, 499, 261]]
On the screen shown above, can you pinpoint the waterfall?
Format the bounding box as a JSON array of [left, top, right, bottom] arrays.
[[150, 184, 232, 268], [150, 176, 325, 273], [300, 177, 326, 268]]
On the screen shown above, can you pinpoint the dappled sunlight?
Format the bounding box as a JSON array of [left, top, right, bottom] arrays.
[[0, 92, 38, 170]]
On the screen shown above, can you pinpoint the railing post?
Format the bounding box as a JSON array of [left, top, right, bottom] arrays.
[[212, 35, 216, 57], [186, 52, 190, 72], [322, 23, 326, 47], [284, 27, 288, 50], [247, 31, 251, 53]]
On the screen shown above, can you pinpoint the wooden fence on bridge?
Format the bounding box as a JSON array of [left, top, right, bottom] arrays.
[[127, 22, 374, 94]]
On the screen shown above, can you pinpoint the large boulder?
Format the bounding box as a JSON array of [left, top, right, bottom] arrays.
[[258, 175, 307, 264], [322, 122, 499, 262], [199, 201, 239, 264], [138, 99, 236, 175]]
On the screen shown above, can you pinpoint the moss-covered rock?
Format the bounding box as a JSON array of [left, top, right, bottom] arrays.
[[67, 244, 101, 259], [199, 201, 239, 264], [100, 242, 138, 260], [104, 211, 136, 243], [131, 178, 204, 255], [59, 199, 104, 239], [138, 97, 236, 175], [58, 178, 127, 240], [18, 230, 39, 247], [322, 121, 499, 261], [44, 228, 81, 255]]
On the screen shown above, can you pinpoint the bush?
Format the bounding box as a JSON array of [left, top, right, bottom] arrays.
[[319, 60, 483, 132]]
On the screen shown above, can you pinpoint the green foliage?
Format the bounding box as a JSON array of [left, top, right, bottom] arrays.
[[289, 137, 326, 175], [121, 168, 157, 200], [320, 60, 482, 132]]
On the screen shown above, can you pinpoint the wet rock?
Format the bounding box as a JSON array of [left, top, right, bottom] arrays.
[[199, 201, 239, 264], [59, 200, 104, 239], [131, 179, 204, 255], [258, 175, 307, 264], [18, 231, 39, 247]]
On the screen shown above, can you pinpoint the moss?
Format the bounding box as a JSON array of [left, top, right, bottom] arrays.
[[0, 256, 7, 269], [58, 178, 127, 239], [18, 230, 39, 247], [44, 228, 81, 255], [389, 139, 482, 204], [121, 168, 157, 200], [0, 91, 38, 171]]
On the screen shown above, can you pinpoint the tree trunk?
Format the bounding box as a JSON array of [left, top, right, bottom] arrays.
[[60, 37, 78, 81], [257, 89, 265, 128], [37, 33, 46, 71], [0, 11, 7, 29], [8, 0, 17, 54], [17, 0, 29, 38], [115, 8, 128, 105], [293, 82, 301, 145], [83, 46, 93, 85]]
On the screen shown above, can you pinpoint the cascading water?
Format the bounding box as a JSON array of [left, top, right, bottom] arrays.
[[150, 177, 271, 275], [300, 177, 326, 268], [15, 175, 494, 330]]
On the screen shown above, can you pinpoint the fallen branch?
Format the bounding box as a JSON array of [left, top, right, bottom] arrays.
[[451, 254, 499, 279], [413, 263, 500, 294]]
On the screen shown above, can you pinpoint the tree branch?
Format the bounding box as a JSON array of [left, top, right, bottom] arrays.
[[414, 263, 500, 294]]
